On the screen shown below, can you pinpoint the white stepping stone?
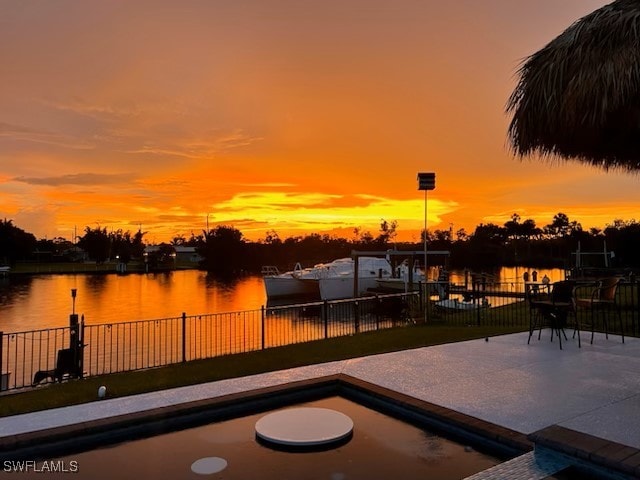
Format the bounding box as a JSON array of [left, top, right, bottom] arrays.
[[255, 407, 353, 447], [191, 457, 228, 475]]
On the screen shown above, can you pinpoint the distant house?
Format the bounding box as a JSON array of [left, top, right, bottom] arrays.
[[174, 246, 203, 265], [143, 245, 202, 267], [143, 245, 160, 255], [61, 246, 87, 262]]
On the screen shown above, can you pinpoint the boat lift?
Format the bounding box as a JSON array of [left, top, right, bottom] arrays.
[[568, 241, 616, 278], [350, 249, 450, 299]]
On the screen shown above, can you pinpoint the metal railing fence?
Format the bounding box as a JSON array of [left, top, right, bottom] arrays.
[[0, 292, 421, 392], [1, 281, 638, 392], [434, 280, 639, 336]]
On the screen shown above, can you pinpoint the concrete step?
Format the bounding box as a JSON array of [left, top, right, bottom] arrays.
[[463, 451, 571, 480]]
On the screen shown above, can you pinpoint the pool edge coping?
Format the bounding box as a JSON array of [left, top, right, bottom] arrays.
[[2, 373, 638, 478], [0, 373, 530, 455], [529, 425, 640, 478]]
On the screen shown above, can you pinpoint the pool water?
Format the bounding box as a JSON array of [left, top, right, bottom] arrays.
[[15, 396, 503, 479]]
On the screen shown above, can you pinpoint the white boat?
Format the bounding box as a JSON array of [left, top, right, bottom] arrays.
[[375, 262, 426, 292], [263, 256, 394, 301], [317, 257, 393, 300], [375, 263, 451, 300], [262, 263, 319, 299]]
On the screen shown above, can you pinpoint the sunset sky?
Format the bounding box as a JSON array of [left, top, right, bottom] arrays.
[[1, 0, 638, 243]]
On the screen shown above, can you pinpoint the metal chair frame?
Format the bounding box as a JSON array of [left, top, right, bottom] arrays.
[[528, 280, 580, 350], [576, 277, 624, 344]]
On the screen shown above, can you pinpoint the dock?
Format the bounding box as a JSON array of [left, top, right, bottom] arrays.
[[448, 285, 527, 300]]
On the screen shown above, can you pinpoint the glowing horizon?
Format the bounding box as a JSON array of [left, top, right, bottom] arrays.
[[2, 0, 637, 244]]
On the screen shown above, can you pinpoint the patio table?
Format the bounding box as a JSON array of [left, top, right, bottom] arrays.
[[528, 280, 578, 350]]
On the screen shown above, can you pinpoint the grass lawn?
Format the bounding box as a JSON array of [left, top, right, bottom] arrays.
[[0, 323, 526, 418]]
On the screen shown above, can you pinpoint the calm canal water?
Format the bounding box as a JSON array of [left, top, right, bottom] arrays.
[[0, 266, 565, 334]]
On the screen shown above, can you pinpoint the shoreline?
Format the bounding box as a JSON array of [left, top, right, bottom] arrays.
[[3, 262, 200, 276]]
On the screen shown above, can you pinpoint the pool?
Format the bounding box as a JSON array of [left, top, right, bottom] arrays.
[[5, 396, 505, 479]]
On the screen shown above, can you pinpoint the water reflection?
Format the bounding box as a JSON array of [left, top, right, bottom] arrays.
[[150, 271, 174, 289], [447, 266, 565, 289], [49, 396, 499, 480], [83, 274, 108, 294], [0, 275, 33, 306], [0, 267, 566, 333], [0, 272, 253, 332], [202, 272, 242, 294]]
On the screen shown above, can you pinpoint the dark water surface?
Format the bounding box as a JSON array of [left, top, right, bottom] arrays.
[[0, 267, 564, 333], [0, 271, 266, 332], [22, 396, 503, 480]]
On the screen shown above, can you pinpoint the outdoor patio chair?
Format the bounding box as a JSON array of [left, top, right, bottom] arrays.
[[528, 280, 580, 349], [575, 277, 624, 344], [32, 348, 78, 385]]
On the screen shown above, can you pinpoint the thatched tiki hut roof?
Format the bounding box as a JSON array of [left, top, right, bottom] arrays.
[[507, 0, 640, 171]]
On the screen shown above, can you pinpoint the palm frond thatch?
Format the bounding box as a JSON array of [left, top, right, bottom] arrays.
[[507, 0, 640, 171]]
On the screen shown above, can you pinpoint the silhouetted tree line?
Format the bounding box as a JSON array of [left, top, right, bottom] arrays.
[[196, 214, 640, 275], [0, 219, 36, 265], [2, 214, 640, 275], [0, 223, 148, 266], [74, 226, 147, 264]]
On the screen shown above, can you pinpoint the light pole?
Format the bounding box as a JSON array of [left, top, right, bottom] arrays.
[[417, 172, 436, 322]]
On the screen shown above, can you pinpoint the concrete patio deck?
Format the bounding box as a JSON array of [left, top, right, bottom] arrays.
[[1, 331, 639, 477]]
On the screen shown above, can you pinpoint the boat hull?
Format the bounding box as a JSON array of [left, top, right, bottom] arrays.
[[375, 278, 421, 292], [319, 277, 380, 301], [375, 279, 449, 299], [265, 256, 394, 301], [263, 276, 319, 299]]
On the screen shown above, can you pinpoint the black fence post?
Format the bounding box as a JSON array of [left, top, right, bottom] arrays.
[[323, 300, 329, 339], [0, 331, 3, 390], [354, 300, 360, 333], [181, 312, 187, 363], [79, 316, 85, 378], [261, 305, 266, 350], [631, 277, 640, 337], [69, 312, 82, 378], [475, 281, 481, 327]]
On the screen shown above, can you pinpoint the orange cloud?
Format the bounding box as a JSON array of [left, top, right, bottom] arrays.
[[2, 0, 632, 246]]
